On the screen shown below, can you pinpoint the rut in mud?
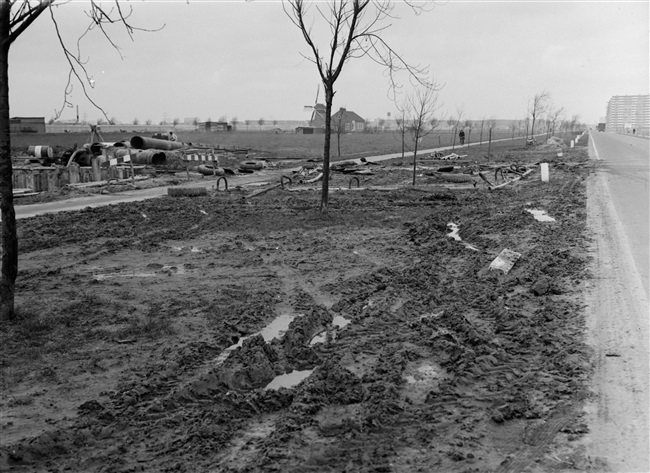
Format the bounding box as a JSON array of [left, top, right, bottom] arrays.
[[1, 146, 600, 472]]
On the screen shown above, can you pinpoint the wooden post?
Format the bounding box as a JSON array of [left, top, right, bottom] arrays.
[[91, 157, 101, 182], [129, 152, 135, 185], [487, 128, 492, 162], [59, 168, 69, 187], [47, 169, 57, 190], [69, 163, 80, 184], [25, 169, 34, 190]]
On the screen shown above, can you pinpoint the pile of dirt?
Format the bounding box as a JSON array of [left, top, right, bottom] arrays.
[[536, 136, 566, 150], [0, 146, 599, 472]]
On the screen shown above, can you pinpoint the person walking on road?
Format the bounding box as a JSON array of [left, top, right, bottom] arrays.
[[459, 129, 465, 145]]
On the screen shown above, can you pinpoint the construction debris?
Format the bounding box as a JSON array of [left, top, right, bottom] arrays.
[[489, 248, 522, 274], [429, 152, 468, 160]]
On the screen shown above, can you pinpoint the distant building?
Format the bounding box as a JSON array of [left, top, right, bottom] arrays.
[[10, 117, 46, 134], [201, 121, 231, 132], [307, 104, 365, 132], [606, 95, 649, 133]]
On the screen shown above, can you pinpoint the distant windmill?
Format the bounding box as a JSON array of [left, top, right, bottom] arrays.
[[303, 84, 320, 113], [302, 85, 325, 127]]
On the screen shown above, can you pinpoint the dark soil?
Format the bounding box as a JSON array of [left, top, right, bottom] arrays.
[[0, 141, 598, 472]]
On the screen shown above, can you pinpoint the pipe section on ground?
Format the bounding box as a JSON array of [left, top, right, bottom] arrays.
[[27, 146, 53, 158], [131, 150, 167, 165], [130, 136, 185, 151]]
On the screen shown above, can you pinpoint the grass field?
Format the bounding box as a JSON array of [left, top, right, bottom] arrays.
[[10, 128, 532, 162]]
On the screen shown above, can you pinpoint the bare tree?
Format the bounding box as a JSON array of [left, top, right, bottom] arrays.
[[333, 109, 345, 157], [528, 90, 549, 141], [486, 116, 497, 160], [547, 106, 563, 137], [245, 119, 251, 131], [258, 117, 265, 131], [509, 120, 517, 139], [448, 106, 463, 150], [401, 82, 442, 185], [1, 2, 157, 321], [231, 116, 238, 131], [446, 117, 455, 146], [569, 113, 580, 134], [285, 0, 430, 212], [478, 116, 486, 145], [394, 112, 405, 158]]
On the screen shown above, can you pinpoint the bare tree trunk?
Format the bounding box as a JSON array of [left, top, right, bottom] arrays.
[[1, 3, 17, 321], [411, 135, 419, 185], [336, 123, 341, 157], [321, 84, 334, 213], [530, 114, 536, 141], [487, 128, 492, 161], [401, 117, 405, 159]]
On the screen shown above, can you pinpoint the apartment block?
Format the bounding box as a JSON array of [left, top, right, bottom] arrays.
[[605, 95, 650, 133]]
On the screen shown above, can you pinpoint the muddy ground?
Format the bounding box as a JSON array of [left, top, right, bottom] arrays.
[[1, 140, 600, 472]]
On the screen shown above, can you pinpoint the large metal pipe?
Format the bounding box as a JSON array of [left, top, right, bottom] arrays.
[[130, 136, 185, 151], [27, 145, 53, 158], [131, 150, 167, 165]]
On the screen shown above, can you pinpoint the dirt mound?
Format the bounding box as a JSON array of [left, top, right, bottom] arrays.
[[537, 136, 566, 150]]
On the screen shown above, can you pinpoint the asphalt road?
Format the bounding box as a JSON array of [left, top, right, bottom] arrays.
[[589, 131, 649, 298], [582, 131, 649, 471]]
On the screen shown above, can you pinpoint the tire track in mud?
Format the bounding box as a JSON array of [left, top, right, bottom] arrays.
[[3, 149, 596, 472]]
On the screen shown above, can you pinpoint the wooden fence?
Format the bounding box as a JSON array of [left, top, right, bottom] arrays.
[[12, 161, 140, 192]]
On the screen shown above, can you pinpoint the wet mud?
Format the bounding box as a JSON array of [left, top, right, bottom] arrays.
[[0, 146, 599, 472]]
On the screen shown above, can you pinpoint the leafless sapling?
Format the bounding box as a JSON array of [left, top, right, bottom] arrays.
[[285, 0, 431, 212]]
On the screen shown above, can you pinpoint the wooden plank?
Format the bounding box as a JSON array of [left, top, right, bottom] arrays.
[[69, 163, 80, 184]]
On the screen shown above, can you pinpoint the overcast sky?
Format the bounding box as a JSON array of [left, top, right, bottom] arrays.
[[8, 0, 649, 125]]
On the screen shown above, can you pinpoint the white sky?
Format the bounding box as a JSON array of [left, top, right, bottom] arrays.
[[8, 0, 649, 125]]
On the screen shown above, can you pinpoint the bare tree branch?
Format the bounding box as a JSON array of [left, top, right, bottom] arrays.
[[6, 0, 53, 46]]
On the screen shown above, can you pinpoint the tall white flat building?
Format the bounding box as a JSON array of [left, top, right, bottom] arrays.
[[606, 95, 650, 133]]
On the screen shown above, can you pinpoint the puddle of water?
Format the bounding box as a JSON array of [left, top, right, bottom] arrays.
[[169, 245, 202, 252], [526, 209, 556, 222], [94, 264, 188, 280], [333, 315, 351, 329], [264, 369, 313, 390], [447, 222, 462, 241], [94, 271, 156, 281], [309, 315, 351, 346], [258, 313, 300, 341], [447, 223, 480, 251], [310, 333, 327, 345], [162, 264, 186, 275], [214, 313, 304, 366]]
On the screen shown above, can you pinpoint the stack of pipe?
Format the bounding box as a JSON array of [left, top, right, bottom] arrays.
[[130, 136, 185, 151]]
